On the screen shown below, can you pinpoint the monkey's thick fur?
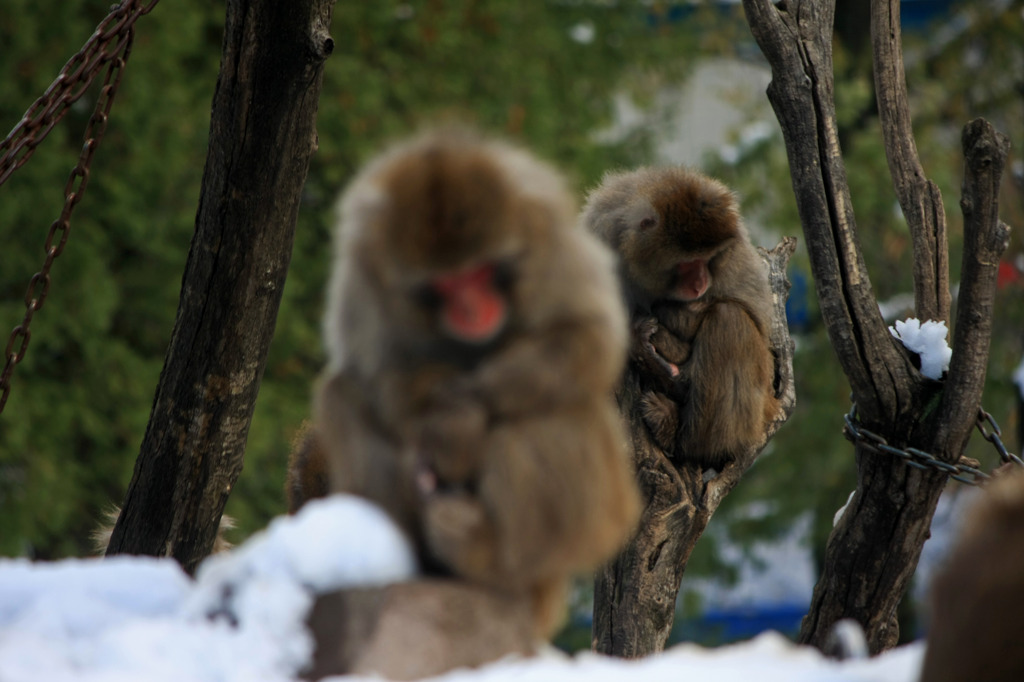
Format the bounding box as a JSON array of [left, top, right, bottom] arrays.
[[307, 130, 640, 640], [91, 506, 235, 556], [582, 166, 778, 469], [918, 469, 1024, 682], [285, 422, 329, 514]]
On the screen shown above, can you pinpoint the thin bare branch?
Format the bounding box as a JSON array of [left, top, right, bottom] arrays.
[[933, 119, 1011, 453], [870, 0, 950, 323], [742, 0, 913, 422]]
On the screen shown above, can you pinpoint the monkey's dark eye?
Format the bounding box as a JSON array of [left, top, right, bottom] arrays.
[[492, 258, 517, 292], [639, 217, 656, 230], [411, 283, 442, 309]]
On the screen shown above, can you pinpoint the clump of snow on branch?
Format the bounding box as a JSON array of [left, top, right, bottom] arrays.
[[889, 318, 952, 380]]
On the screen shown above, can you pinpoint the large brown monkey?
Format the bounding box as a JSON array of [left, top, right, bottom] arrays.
[[313, 129, 640, 636], [582, 166, 778, 470]]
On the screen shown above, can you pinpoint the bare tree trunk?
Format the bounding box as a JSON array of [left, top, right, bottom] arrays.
[[743, 0, 1010, 652], [107, 0, 336, 574], [592, 238, 797, 657]]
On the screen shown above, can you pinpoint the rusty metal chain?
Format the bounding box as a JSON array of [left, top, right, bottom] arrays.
[[976, 408, 1024, 468], [0, 0, 160, 415], [843, 403, 1023, 486]]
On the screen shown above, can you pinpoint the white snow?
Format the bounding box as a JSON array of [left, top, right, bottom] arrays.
[[1013, 353, 1024, 400], [569, 21, 596, 45], [0, 494, 927, 682], [434, 633, 923, 682], [0, 495, 416, 682], [877, 293, 916, 322], [833, 490, 857, 528], [889, 318, 952, 380], [682, 508, 816, 610]]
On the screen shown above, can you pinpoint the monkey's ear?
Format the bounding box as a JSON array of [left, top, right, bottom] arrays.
[[620, 197, 659, 236], [582, 178, 651, 245]]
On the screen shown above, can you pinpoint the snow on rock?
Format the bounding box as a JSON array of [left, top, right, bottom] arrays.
[[889, 318, 952, 380], [188, 493, 417, 617], [0, 495, 416, 682], [0, 494, 926, 682]]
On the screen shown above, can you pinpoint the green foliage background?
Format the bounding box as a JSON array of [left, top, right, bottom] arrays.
[[0, 1, 713, 557], [0, 0, 1021, 646]]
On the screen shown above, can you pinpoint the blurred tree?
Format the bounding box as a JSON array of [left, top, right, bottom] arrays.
[[0, 0, 222, 558], [103, 0, 336, 575]]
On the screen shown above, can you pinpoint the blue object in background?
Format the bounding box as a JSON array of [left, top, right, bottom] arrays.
[[648, 0, 957, 33], [671, 602, 808, 646], [901, 0, 958, 30], [785, 269, 810, 333]]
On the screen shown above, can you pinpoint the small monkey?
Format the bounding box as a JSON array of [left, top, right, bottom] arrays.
[[314, 129, 640, 636], [582, 166, 778, 469]]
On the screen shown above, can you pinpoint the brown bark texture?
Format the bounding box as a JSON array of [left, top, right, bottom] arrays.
[[592, 238, 797, 657], [742, 0, 1010, 653], [106, 0, 336, 574]]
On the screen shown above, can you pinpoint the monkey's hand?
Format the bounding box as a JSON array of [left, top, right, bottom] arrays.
[[641, 391, 679, 452], [650, 325, 693, 368], [409, 393, 487, 490], [422, 492, 497, 581], [631, 316, 680, 379]]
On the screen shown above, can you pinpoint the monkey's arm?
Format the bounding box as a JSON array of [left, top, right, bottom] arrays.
[[631, 315, 682, 382], [422, 402, 639, 591], [649, 326, 692, 368], [677, 301, 777, 465], [314, 371, 420, 535], [407, 395, 488, 491], [468, 314, 624, 418]]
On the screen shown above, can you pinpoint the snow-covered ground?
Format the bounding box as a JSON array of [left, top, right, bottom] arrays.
[[0, 494, 927, 682], [0, 496, 416, 682]]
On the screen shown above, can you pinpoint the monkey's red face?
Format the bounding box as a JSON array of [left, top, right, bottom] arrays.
[[428, 263, 509, 344], [672, 259, 710, 301]]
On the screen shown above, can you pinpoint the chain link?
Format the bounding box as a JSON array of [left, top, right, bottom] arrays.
[[975, 408, 1024, 467], [0, 0, 160, 414], [843, 403, 1023, 485]]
